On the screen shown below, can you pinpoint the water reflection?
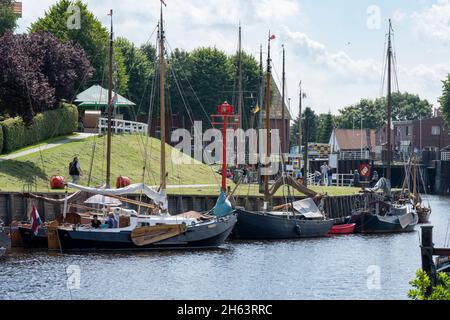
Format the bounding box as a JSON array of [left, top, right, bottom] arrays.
[[1, 196, 449, 300]]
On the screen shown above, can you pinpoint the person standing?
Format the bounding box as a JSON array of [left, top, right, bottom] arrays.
[[69, 156, 83, 184], [371, 170, 379, 187], [320, 162, 330, 186], [353, 169, 360, 187]]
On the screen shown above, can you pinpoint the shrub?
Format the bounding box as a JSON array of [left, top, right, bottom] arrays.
[[0, 123, 3, 153], [1, 103, 78, 153]]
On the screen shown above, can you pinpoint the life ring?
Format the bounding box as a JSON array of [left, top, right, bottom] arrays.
[[295, 224, 301, 236]]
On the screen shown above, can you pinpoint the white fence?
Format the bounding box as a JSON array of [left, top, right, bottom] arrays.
[[339, 150, 370, 160], [442, 151, 450, 161], [98, 118, 148, 135], [307, 173, 356, 187]]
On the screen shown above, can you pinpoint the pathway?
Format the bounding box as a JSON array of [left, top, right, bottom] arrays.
[[0, 133, 97, 160]]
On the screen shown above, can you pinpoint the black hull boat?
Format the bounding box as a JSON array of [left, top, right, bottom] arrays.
[[57, 214, 237, 252], [18, 226, 48, 248], [351, 204, 418, 234], [232, 208, 334, 240]]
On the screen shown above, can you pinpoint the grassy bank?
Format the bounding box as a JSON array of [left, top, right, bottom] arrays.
[[0, 134, 361, 196]]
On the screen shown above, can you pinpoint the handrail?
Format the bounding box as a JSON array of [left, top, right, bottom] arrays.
[[98, 118, 148, 135]]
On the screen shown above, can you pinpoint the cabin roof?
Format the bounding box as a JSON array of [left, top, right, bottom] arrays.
[[262, 76, 292, 120], [332, 129, 376, 150], [75, 85, 136, 108]]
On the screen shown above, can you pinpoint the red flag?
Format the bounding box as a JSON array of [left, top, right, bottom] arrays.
[[31, 206, 42, 236], [270, 35, 276, 40], [161, 0, 167, 6], [107, 9, 113, 16]]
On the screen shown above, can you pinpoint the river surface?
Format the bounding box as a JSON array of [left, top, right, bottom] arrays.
[[1, 196, 449, 300]]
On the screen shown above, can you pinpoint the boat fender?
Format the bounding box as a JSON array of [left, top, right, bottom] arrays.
[[295, 224, 301, 236]]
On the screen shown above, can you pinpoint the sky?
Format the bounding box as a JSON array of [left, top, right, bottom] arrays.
[[16, 0, 450, 119]]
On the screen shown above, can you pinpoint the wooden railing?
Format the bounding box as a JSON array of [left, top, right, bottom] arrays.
[[98, 118, 148, 135]]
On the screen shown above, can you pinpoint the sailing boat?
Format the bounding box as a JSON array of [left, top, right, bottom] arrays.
[[55, 7, 237, 251], [232, 34, 334, 240], [350, 20, 418, 234]]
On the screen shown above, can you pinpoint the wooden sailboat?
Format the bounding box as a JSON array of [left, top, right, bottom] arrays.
[[232, 33, 334, 240], [351, 20, 418, 234], [54, 6, 237, 251]]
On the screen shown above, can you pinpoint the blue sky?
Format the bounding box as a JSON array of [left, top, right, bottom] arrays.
[[16, 0, 450, 118]]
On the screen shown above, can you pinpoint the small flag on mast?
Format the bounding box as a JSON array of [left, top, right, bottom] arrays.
[[107, 9, 113, 16], [31, 205, 42, 236], [270, 35, 276, 40]]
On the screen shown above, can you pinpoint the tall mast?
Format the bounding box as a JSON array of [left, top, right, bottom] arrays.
[[106, 9, 114, 188], [298, 82, 302, 150], [258, 44, 263, 129], [264, 32, 273, 203], [159, 5, 167, 191], [281, 45, 286, 155], [237, 23, 243, 129], [386, 19, 393, 181]]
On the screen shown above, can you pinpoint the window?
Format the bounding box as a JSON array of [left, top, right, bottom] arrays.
[[406, 126, 410, 136], [431, 126, 440, 136]]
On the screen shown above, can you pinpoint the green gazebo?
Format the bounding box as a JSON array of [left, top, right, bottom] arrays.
[[75, 85, 136, 110]]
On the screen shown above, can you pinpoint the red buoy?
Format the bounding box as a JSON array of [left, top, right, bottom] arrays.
[[116, 176, 131, 189], [50, 176, 65, 189]]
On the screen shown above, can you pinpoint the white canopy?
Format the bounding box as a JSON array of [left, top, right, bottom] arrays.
[[85, 195, 122, 206], [68, 183, 168, 210], [292, 198, 324, 219]]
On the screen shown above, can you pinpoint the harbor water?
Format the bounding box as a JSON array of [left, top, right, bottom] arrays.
[[1, 195, 449, 300]]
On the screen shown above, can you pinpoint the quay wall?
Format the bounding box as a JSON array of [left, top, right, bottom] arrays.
[[0, 192, 387, 225]]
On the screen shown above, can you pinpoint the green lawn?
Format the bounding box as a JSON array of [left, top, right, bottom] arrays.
[[0, 134, 361, 196]]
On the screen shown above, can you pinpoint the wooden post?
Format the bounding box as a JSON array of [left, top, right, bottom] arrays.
[[421, 226, 436, 297]]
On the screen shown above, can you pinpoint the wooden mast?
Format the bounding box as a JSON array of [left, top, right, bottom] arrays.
[[298, 82, 302, 152], [237, 22, 243, 130], [264, 32, 273, 203], [386, 19, 393, 181], [106, 9, 114, 188], [281, 45, 286, 155], [159, 5, 167, 191], [258, 44, 263, 129]]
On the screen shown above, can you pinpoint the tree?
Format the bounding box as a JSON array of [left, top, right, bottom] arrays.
[[440, 74, 450, 127], [317, 112, 334, 143], [229, 51, 260, 128], [335, 92, 433, 129], [0, 32, 93, 123], [291, 107, 318, 145], [408, 270, 450, 300], [0, 0, 17, 36], [30, 0, 109, 87], [180, 47, 234, 125], [115, 38, 153, 118]]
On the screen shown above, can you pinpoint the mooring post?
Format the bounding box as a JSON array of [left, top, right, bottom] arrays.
[[421, 226, 436, 296]]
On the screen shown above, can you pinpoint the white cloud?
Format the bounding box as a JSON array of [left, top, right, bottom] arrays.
[[411, 0, 450, 43]]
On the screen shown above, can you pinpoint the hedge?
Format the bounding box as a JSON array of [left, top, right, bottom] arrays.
[[0, 124, 3, 154], [0, 104, 78, 153]]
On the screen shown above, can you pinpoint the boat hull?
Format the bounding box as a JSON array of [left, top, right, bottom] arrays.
[[232, 209, 334, 240], [57, 214, 237, 252], [328, 224, 356, 235], [351, 212, 418, 234], [18, 226, 48, 248]]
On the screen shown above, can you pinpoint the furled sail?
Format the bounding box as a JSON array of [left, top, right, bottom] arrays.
[[67, 183, 168, 210]]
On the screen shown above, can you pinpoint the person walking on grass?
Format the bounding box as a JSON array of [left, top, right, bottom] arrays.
[[69, 156, 83, 184]]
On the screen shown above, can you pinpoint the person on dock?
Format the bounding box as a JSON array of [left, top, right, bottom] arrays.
[[320, 162, 331, 186], [371, 170, 379, 187], [353, 170, 360, 187], [69, 157, 83, 184], [91, 215, 102, 229]]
